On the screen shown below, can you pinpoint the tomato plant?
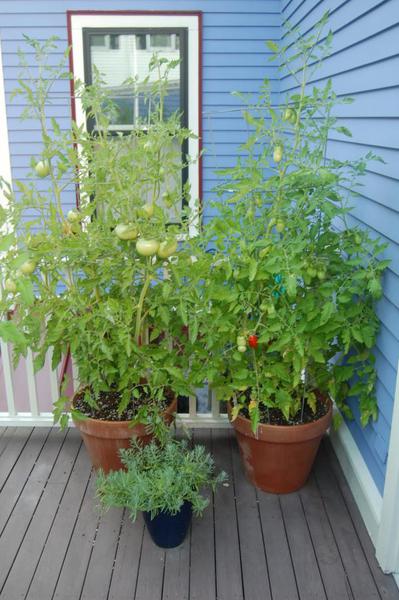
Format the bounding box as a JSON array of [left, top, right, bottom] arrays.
[[198, 15, 387, 433], [0, 40, 209, 431]]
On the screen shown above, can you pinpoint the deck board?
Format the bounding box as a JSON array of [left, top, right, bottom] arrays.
[[0, 427, 397, 600]]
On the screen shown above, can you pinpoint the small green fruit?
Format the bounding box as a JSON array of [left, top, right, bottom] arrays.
[[67, 210, 80, 223], [237, 345, 247, 353], [157, 239, 178, 259], [273, 145, 283, 163], [34, 160, 50, 178], [4, 278, 17, 293], [142, 204, 154, 218], [136, 238, 160, 256], [276, 220, 285, 233], [20, 260, 37, 275], [115, 223, 138, 241]]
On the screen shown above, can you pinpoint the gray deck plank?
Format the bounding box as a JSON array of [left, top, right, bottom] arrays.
[[212, 428, 244, 600], [230, 432, 272, 600], [134, 524, 165, 600], [81, 506, 124, 600], [53, 473, 99, 600], [280, 491, 327, 600], [189, 429, 216, 600], [107, 511, 144, 600], [322, 441, 399, 600], [0, 427, 60, 592], [0, 427, 32, 490], [299, 473, 354, 600], [26, 439, 92, 600], [257, 491, 299, 600], [314, 447, 381, 600], [0, 427, 396, 600], [1, 428, 81, 599]]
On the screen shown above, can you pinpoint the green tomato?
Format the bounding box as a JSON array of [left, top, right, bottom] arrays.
[[317, 270, 326, 280], [237, 345, 247, 353], [67, 210, 80, 223], [273, 145, 283, 163], [236, 336, 246, 346], [136, 238, 160, 256], [115, 223, 138, 241], [307, 267, 317, 278], [282, 108, 293, 121], [276, 220, 285, 233], [142, 204, 154, 218], [34, 160, 50, 178], [20, 260, 37, 275], [157, 239, 178, 259], [4, 278, 17, 293]]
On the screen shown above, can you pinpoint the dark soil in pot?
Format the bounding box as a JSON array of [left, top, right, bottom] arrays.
[[143, 501, 192, 548]]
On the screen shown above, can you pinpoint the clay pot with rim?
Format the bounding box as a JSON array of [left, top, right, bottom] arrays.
[[72, 394, 177, 473], [228, 394, 332, 494]]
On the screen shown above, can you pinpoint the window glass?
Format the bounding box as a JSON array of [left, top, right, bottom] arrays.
[[88, 31, 183, 128]]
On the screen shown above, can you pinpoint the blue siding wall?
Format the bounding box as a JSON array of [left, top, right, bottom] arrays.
[[281, 0, 399, 494], [0, 0, 281, 223]]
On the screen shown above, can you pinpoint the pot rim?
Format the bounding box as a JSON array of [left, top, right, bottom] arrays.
[[228, 393, 333, 443]]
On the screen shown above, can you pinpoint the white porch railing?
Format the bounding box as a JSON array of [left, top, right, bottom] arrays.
[[0, 340, 228, 427]]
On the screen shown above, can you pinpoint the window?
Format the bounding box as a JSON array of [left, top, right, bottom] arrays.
[[68, 12, 201, 235]]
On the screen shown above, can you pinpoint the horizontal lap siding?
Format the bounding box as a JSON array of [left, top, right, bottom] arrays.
[[0, 0, 281, 221], [282, 0, 399, 493]]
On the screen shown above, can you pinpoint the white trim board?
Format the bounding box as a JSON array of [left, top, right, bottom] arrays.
[[376, 359, 399, 574], [69, 13, 200, 237], [329, 414, 383, 544], [0, 36, 12, 207]]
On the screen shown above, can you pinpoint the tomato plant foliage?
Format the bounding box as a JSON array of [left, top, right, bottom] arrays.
[[0, 37, 207, 426], [197, 15, 388, 431]]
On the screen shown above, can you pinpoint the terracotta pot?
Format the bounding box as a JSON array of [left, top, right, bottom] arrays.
[[72, 395, 177, 473], [229, 395, 332, 494]]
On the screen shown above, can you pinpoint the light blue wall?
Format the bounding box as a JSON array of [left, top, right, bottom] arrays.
[[0, 0, 281, 222], [1, 0, 398, 493], [281, 0, 399, 494]]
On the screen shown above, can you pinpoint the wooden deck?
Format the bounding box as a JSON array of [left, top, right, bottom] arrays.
[[0, 426, 397, 600]]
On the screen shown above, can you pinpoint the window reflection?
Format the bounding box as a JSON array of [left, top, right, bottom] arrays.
[[88, 32, 181, 128]]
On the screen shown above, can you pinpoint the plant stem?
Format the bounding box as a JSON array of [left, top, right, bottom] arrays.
[[135, 266, 152, 344]]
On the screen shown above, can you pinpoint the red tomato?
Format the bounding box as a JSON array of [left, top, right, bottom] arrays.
[[248, 335, 258, 349]]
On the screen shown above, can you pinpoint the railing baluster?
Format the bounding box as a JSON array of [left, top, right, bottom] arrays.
[[0, 340, 16, 416], [211, 386, 220, 419], [189, 394, 197, 418], [48, 348, 59, 406], [26, 348, 39, 417]]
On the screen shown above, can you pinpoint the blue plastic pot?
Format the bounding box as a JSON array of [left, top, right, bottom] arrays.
[[143, 501, 192, 548]]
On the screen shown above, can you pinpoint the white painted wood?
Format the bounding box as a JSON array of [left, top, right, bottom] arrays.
[[69, 13, 200, 236], [0, 412, 55, 426], [329, 408, 382, 545], [25, 349, 39, 417], [211, 387, 220, 419], [70, 356, 80, 393], [376, 360, 399, 574], [0, 341, 16, 416], [0, 35, 12, 209], [48, 348, 59, 406], [189, 395, 197, 419]]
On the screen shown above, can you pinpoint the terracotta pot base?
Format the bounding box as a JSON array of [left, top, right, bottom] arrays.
[[229, 396, 332, 494], [73, 396, 177, 473]]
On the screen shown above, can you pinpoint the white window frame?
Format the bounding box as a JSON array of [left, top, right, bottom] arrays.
[[69, 13, 200, 237]]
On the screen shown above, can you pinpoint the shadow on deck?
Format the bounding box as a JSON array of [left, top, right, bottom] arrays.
[[0, 426, 397, 600]]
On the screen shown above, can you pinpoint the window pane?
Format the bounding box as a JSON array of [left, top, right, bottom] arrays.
[[88, 31, 182, 126], [90, 34, 106, 47], [150, 33, 172, 48]]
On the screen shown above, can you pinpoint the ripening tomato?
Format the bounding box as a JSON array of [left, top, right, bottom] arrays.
[[248, 335, 258, 349], [67, 210, 80, 223]]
